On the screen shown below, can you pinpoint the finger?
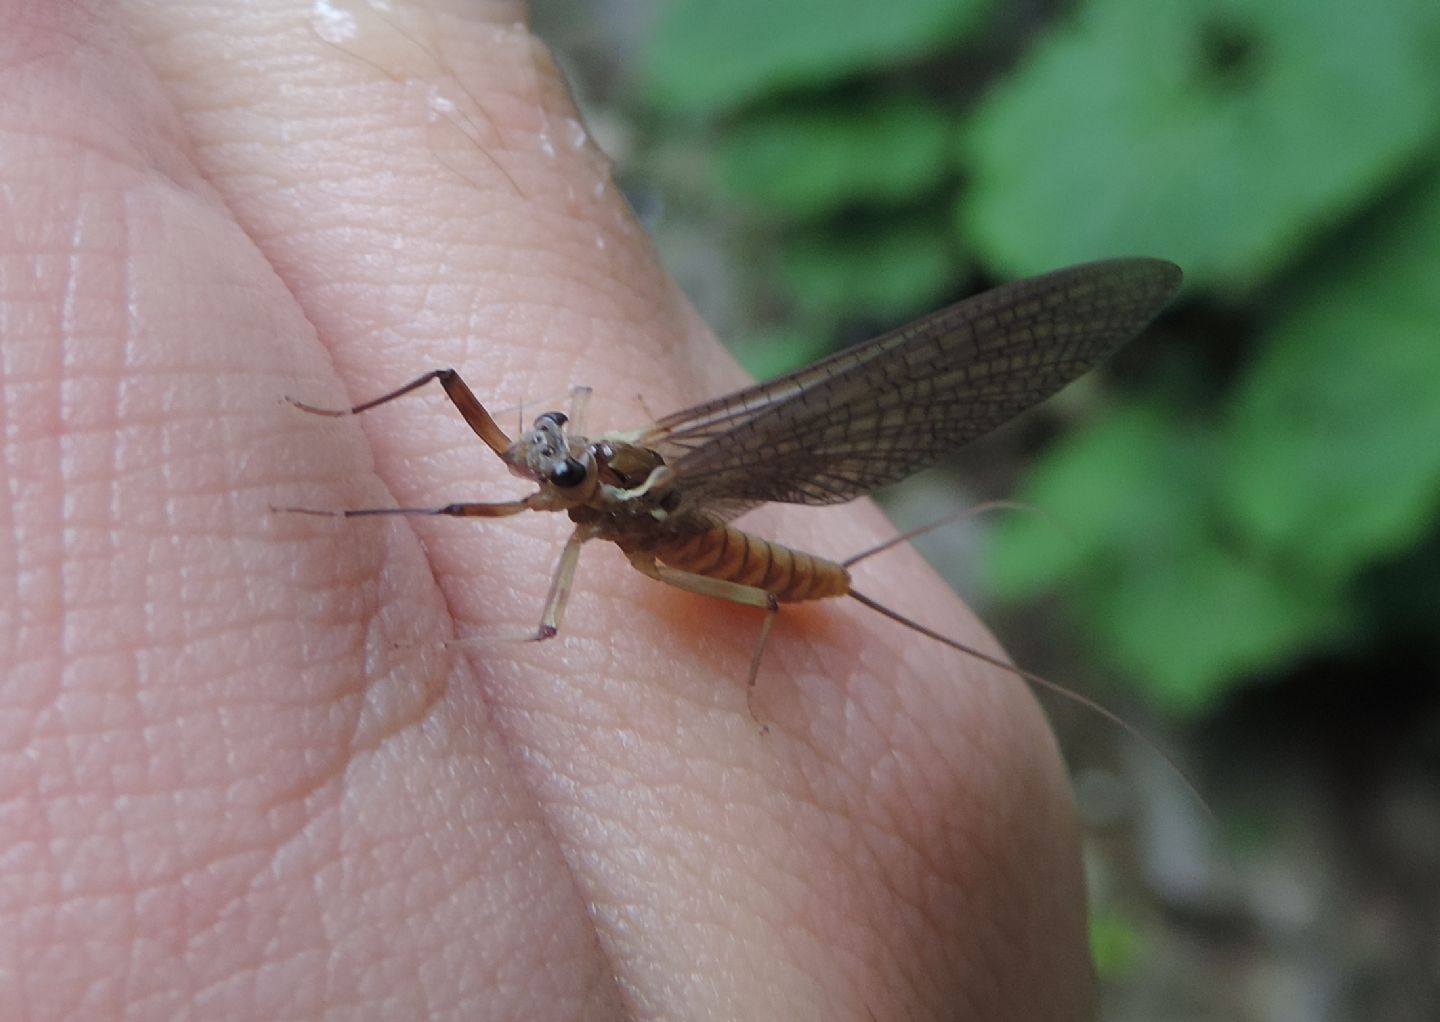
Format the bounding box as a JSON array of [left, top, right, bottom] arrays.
[[114, 1, 1096, 1018], [3, 1, 622, 1017]]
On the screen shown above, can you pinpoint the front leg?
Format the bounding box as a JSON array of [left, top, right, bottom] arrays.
[[288, 368, 513, 459], [277, 499, 534, 519], [533, 527, 590, 640]]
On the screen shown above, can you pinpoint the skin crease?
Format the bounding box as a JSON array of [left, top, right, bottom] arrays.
[[0, 0, 1095, 1019]]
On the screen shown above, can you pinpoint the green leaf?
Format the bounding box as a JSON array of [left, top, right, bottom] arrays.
[[982, 400, 1207, 599], [1079, 540, 1353, 715], [720, 98, 955, 217], [645, 0, 993, 116], [957, 0, 1440, 286], [1222, 173, 1440, 584], [779, 218, 960, 321], [983, 396, 1356, 715], [1089, 911, 1142, 980]]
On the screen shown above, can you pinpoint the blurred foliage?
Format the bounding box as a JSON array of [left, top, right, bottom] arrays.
[[640, 0, 1440, 715], [719, 98, 953, 216], [959, 0, 1440, 283], [646, 0, 992, 115], [1088, 910, 1142, 980]]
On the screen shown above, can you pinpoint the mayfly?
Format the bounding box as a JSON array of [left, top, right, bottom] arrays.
[[287, 258, 1181, 716]]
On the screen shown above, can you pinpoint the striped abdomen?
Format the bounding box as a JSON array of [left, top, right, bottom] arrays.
[[646, 525, 851, 603]]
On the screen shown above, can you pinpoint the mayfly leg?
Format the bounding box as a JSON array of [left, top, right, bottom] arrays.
[[285, 369, 592, 642], [288, 368, 512, 458], [293, 500, 534, 519], [624, 549, 783, 720], [567, 385, 593, 436], [281, 370, 533, 580], [510, 384, 595, 439], [534, 527, 592, 640]]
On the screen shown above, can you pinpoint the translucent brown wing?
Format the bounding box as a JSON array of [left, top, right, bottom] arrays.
[[637, 258, 1181, 519]]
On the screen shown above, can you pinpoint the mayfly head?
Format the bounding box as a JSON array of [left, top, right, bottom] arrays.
[[504, 411, 599, 506]]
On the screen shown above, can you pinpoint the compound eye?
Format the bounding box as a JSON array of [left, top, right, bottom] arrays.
[[549, 457, 588, 488], [537, 411, 568, 427]]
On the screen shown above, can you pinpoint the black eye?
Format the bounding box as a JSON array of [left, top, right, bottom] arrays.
[[538, 411, 568, 427], [550, 458, 587, 488]]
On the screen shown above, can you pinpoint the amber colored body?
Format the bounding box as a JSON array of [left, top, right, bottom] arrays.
[[624, 526, 851, 605]]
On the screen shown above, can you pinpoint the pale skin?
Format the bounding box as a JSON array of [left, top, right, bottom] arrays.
[[0, 1, 1094, 1019]]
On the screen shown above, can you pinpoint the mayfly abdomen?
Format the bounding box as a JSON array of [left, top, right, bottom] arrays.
[[647, 526, 851, 604]]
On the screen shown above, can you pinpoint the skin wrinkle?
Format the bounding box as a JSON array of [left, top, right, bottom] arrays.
[[725, 768, 895, 995], [846, 677, 1009, 1006], [309, 797, 444, 1015]]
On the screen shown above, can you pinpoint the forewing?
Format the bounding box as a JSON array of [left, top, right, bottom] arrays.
[[641, 258, 1181, 511]]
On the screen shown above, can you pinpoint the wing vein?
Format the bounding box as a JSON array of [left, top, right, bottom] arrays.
[[643, 258, 1182, 516]]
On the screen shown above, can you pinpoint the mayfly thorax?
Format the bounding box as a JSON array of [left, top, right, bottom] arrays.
[[285, 258, 1182, 721]]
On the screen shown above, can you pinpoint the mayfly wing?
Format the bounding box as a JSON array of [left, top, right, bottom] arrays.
[[637, 258, 1181, 514]]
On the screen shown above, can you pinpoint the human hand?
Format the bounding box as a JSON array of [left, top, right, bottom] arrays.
[[1, 1, 1093, 1017]]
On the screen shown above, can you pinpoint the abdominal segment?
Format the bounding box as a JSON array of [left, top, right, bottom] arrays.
[[648, 526, 851, 603]]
